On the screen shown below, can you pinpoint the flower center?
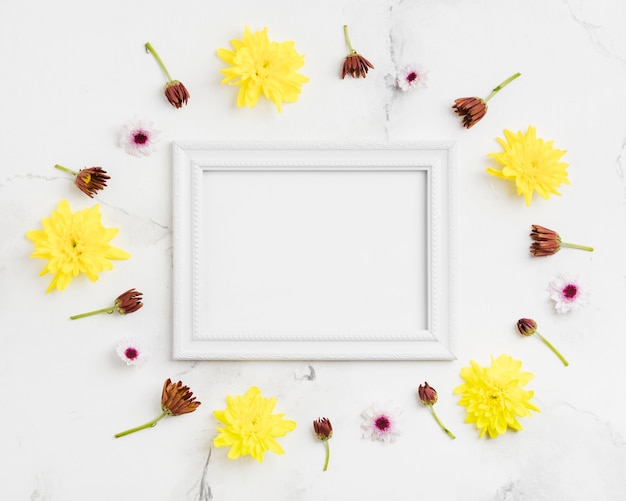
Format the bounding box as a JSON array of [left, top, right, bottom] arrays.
[[124, 347, 139, 360], [407, 71, 418, 83], [374, 415, 390, 431], [562, 284, 578, 299], [133, 131, 149, 145]]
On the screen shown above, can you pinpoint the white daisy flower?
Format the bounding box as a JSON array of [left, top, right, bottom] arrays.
[[361, 403, 403, 444], [547, 272, 589, 313], [119, 116, 160, 157], [116, 336, 150, 368], [397, 65, 428, 92]]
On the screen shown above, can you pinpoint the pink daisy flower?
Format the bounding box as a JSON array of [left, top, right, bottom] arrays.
[[116, 336, 150, 368], [119, 116, 160, 157], [397, 65, 428, 92], [547, 272, 589, 313], [361, 403, 403, 444]]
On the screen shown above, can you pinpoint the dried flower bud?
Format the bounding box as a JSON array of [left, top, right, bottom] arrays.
[[114, 378, 201, 438], [75, 167, 109, 197], [146, 42, 189, 109], [341, 25, 374, 79], [313, 417, 333, 440], [418, 381, 455, 439], [55, 164, 109, 198], [161, 378, 201, 416], [452, 97, 487, 129], [530, 224, 593, 256], [452, 72, 521, 129], [114, 288, 143, 315], [515, 318, 568, 366], [418, 382, 438, 406], [70, 288, 143, 320], [530, 224, 561, 256], [164, 80, 190, 109], [313, 417, 332, 471], [516, 318, 538, 337]]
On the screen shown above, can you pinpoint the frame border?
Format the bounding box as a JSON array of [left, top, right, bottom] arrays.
[[172, 141, 456, 360]]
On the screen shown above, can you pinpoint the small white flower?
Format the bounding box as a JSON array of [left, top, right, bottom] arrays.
[[397, 65, 428, 92], [116, 336, 150, 368], [361, 403, 403, 444], [119, 116, 160, 157], [547, 272, 589, 313]]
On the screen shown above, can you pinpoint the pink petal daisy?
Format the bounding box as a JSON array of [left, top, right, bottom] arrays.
[[361, 403, 403, 444], [116, 336, 150, 368], [547, 272, 589, 313], [119, 116, 160, 157], [397, 65, 428, 92]]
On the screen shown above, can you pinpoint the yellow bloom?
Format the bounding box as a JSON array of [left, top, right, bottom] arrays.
[[217, 26, 309, 112], [26, 199, 130, 292], [453, 354, 539, 438], [213, 386, 296, 462], [486, 125, 569, 206]]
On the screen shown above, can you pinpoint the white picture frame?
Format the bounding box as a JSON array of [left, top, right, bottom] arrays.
[[172, 142, 456, 360]]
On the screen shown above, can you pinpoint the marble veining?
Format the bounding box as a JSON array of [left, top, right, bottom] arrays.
[[3, 0, 626, 499]]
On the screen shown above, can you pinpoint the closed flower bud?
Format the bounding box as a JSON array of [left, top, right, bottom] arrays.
[[164, 80, 190, 109], [313, 417, 333, 471], [516, 318, 537, 337], [418, 382, 438, 406], [452, 72, 521, 129], [313, 417, 333, 440], [515, 318, 568, 366]]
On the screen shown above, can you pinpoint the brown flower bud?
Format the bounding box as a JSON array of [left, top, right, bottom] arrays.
[[75, 167, 110, 198], [164, 80, 190, 108], [161, 378, 201, 416], [313, 417, 333, 440], [452, 97, 487, 129], [418, 382, 438, 406], [530, 224, 561, 256], [114, 288, 143, 315], [517, 318, 538, 337]]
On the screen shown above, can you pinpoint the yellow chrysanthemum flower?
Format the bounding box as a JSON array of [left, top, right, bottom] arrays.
[[26, 199, 130, 292], [217, 26, 309, 112], [213, 386, 296, 462], [453, 354, 539, 439], [486, 125, 569, 206]]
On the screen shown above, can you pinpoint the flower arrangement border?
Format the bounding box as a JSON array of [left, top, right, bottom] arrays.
[[172, 141, 456, 360]]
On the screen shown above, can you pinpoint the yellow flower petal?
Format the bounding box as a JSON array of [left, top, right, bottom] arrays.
[[454, 354, 539, 438], [26, 200, 130, 292], [217, 26, 309, 112], [486, 125, 569, 206], [213, 386, 296, 462]]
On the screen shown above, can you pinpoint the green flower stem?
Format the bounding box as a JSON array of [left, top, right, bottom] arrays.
[[484, 72, 521, 102], [343, 25, 356, 54], [70, 306, 115, 320], [145, 42, 173, 82], [535, 331, 569, 366], [114, 411, 168, 438], [429, 406, 456, 439], [55, 164, 78, 176], [322, 439, 330, 471], [562, 242, 594, 252]]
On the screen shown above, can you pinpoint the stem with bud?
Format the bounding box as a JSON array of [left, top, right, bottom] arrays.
[[484, 72, 521, 103], [535, 331, 569, 366], [114, 410, 168, 438], [70, 306, 115, 320], [561, 242, 594, 252], [343, 25, 356, 54], [429, 406, 456, 439], [145, 42, 173, 82], [55, 164, 78, 176]]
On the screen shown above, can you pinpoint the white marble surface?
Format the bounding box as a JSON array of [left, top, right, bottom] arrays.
[[2, 0, 626, 499]]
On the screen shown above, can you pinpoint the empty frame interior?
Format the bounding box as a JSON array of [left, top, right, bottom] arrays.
[[173, 142, 455, 360]]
